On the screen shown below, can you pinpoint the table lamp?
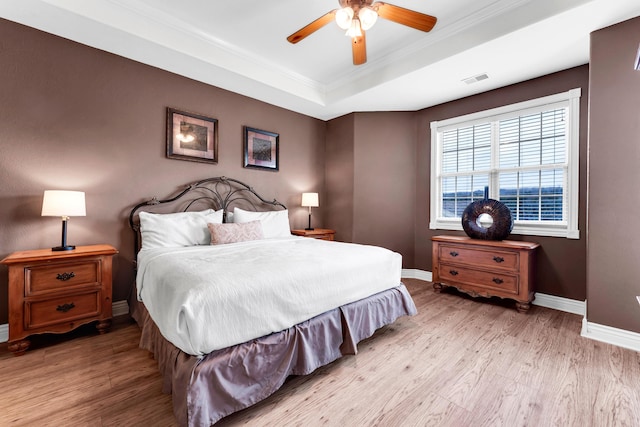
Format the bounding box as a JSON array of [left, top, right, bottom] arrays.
[[41, 190, 86, 251], [301, 192, 319, 231]]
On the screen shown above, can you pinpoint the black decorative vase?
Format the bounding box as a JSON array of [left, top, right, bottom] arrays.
[[461, 188, 513, 240]]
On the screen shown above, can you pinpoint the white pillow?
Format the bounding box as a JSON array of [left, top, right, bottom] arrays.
[[233, 207, 291, 238], [139, 209, 224, 249]]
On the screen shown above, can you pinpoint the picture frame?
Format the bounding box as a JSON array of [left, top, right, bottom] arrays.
[[166, 107, 218, 164], [243, 126, 279, 171]]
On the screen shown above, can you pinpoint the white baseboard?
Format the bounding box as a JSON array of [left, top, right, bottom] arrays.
[[531, 292, 586, 316], [401, 269, 432, 282], [0, 300, 130, 344], [581, 318, 640, 352], [0, 324, 7, 344], [112, 300, 130, 317]]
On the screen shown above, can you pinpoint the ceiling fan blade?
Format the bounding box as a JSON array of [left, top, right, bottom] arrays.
[[374, 2, 437, 32], [352, 31, 367, 65], [287, 11, 337, 44]]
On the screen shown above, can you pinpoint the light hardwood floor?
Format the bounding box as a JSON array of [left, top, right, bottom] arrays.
[[1, 279, 639, 426]]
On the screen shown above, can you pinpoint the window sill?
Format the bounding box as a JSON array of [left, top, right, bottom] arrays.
[[430, 221, 580, 239]]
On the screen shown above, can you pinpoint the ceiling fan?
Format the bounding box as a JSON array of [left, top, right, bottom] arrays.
[[287, 0, 437, 66]]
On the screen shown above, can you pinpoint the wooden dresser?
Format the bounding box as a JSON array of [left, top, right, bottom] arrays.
[[431, 235, 539, 312], [291, 228, 336, 241], [1, 244, 118, 355]]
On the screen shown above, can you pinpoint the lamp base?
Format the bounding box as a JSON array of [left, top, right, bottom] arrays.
[[305, 227, 315, 231], [52, 245, 75, 251]]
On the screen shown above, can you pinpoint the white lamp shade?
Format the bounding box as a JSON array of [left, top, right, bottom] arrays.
[[301, 192, 319, 208], [345, 18, 362, 37], [359, 7, 378, 30], [335, 7, 354, 30], [41, 190, 86, 217]]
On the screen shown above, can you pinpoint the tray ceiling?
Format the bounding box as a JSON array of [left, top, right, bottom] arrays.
[[2, 0, 640, 120]]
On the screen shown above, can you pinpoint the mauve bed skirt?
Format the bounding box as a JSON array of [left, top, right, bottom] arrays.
[[131, 284, 417, 426]]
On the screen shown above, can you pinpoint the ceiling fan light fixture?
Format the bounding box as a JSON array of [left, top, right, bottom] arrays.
[[345, 18, 362, 37], [358, 7, 378, 31], [335, 7, 354, 30], [286, 1, 438, 65]]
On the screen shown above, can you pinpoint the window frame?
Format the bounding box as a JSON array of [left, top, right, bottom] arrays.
[[430, 88, 581, 239]]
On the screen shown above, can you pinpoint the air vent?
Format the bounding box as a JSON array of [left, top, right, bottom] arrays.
[[462, 73, 489, 85]]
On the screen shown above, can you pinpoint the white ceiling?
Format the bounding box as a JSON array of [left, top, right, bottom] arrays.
[[2, 0, 640, 120]]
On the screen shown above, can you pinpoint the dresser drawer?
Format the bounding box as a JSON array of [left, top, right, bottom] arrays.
[[25, 260, 100, 296], [439, 264, 518, 294], [439, 244, 518, 270], [25, 291, 101, 330]]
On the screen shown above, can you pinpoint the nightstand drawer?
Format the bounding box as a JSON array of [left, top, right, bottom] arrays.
[[25, 291, 101, 330], [25, 260, 100, 296], [310, 233, 334, 241], [439, 245, 518, 270], [291, 229, 336, 241]]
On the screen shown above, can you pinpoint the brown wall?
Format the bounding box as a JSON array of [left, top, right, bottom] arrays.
[[414, 66, 590, 300], [352, 112, 417, 264], [0, 19, 326, 324], [587, 16, 640, 332], [325, 112, 417, 267], [325, 114, 355, 242]]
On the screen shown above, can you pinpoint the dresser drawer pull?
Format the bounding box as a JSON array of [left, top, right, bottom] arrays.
[[56, 272, 75, 281], [493, 256, 505, 263], [56, 302, 75, 313], [449, 251, 459, 257], [449, 270, 459, 276], [492, 278, 504, 284]]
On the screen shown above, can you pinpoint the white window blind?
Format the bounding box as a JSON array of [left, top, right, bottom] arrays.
[[441, 123, 491, 218], [430, 88, 581, 239]]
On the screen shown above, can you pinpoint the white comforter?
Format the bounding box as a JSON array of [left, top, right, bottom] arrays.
[[136, 237, 402, 356]]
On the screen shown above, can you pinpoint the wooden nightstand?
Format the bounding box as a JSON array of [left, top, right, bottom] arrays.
[[291, 229, 336, 241], [1, 244, 118, 355]]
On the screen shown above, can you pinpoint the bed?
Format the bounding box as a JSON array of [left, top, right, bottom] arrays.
[[128, 177, 417, 426]]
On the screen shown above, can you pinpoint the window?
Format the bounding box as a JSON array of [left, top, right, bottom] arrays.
[[430, 88, 581, 239]]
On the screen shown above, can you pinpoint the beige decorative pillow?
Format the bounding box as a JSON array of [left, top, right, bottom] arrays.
[[207, 220, 264, 245]]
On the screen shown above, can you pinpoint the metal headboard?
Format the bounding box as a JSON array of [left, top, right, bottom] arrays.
[[128, 176, 286, 254]]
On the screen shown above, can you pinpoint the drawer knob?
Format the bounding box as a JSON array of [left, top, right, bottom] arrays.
[[56, 302, 75, 313], [56, 272, 75, 281], [493, 256, 504, 263], [492, 278, 504, 284], [450, 251, 459, 257], [449, 270, 459, 276]]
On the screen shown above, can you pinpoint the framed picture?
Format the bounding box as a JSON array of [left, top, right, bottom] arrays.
[[167, 107, 218, 164], [243, 126, 279, 171]]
